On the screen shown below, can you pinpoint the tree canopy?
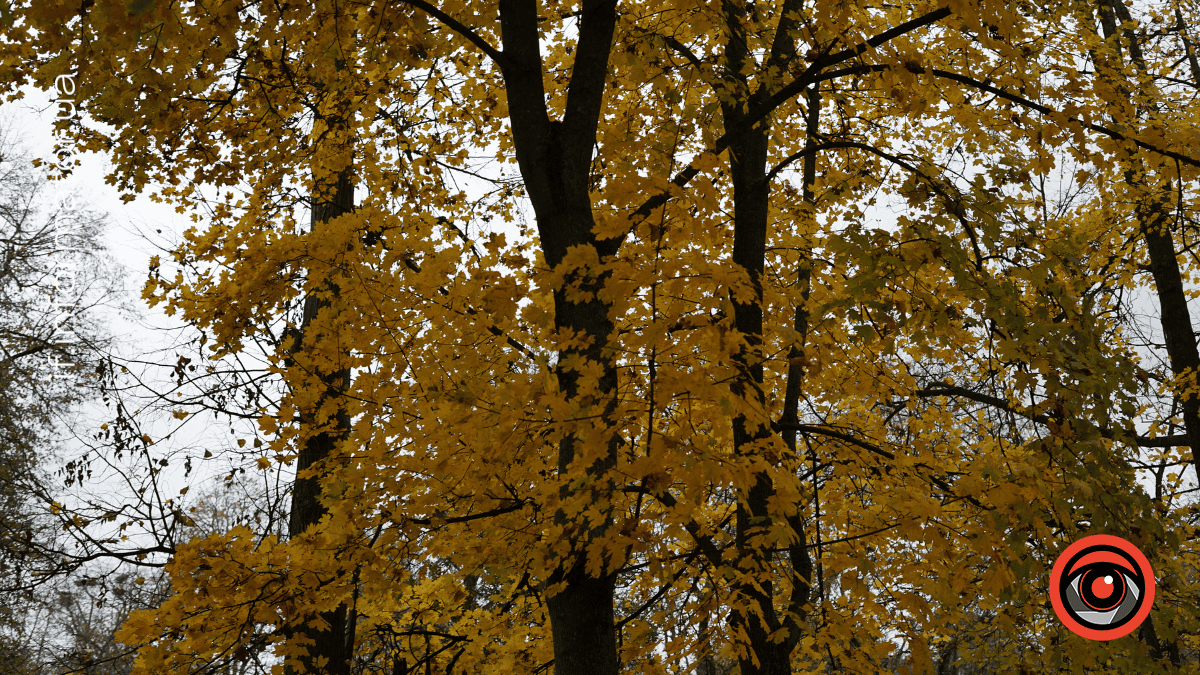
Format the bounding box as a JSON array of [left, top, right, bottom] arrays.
[[4, 0, 1200, 673]]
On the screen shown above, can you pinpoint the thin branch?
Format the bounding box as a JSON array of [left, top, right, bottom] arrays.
[[400, 499, 529, 527]]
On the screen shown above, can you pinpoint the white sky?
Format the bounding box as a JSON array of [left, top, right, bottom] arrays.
[[4, 85, 263, 556]]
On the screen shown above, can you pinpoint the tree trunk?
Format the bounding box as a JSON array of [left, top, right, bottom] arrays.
[[1138, 186, 1200, 481], [720, 1, 811, 673], [285, 169, 354, 675], [497, 1, 621, 674], [1093, 1, 1188, 666], [1095, 0, 1200, 483]]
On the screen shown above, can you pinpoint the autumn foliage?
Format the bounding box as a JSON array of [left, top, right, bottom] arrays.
[[4, 0, 1200, 673]]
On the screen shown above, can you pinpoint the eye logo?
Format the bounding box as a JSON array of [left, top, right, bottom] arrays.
[[1049, 534, 1154, 640]]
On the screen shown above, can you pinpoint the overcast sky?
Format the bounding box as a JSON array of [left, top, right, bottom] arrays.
[[4, 85, 270, 538], [6, 84, 190, 333]]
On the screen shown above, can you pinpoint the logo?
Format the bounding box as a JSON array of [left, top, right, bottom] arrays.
[[1049, 534, 1154, 640]]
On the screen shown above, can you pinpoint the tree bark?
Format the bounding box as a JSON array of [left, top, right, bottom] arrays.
[[1138, 185, 1200, 481], [497, 1, 621, 673], [285, 168, 354, 675], [720, 1, 811, 673], [1095, 0, 1200, 482], [1091, 2, 1189, 666]]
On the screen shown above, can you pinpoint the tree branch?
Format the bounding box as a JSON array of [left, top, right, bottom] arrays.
[[612, 7, 956, 254], [774, 422, 991, 510], [394, 0, 509, 69], [928, 68, 1200, 168], [401, 499, 529, 527], [621, 485, 725, 568]]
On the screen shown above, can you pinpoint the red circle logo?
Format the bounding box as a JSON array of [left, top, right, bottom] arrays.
[[1049, 534, 1154, 640]]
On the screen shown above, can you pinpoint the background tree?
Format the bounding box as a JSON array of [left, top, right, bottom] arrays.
[[0, 116, 130, 670]]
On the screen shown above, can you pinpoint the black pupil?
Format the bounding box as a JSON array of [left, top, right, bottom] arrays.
[[1079, 564, 1126, 611]]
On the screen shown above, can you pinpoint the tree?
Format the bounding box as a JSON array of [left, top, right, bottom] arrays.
[[1, 569, 156, 675], [4, 0, 1200, 674], [0, 117, 127, 670]]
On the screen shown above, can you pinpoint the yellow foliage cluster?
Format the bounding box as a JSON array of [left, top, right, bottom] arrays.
[[5, 0, 1200, 673]]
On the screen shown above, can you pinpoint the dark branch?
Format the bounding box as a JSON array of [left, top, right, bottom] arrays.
[[928, 68, 1200, 168], [622, 485, 725, 568], [394, 0, 509, 69], [613, 7, 956, 254], [401, 500, 529, 527]]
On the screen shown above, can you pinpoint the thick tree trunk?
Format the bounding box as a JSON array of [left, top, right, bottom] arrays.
[[289, 169, 355, 541], [497, 1, 621, 674], [724, 102, 793, 673], [285, 169, 354, 675]]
